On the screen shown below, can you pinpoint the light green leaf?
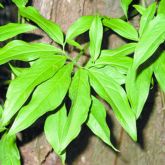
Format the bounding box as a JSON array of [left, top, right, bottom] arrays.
[[88, 68, 137, 141], [9, 64, 29, 77], [95, 55, 132, 73], [66, 16, 94, 41], [120, 0, 133, 18], [154, 51, 165, 92], [158, 0, 165, 15], [44, 105, 67, 162], [19, 7, 64, 45], [126, 65, 153, 118], [89, 16, 103, 61], [103, 18, 138, 41], [139, 3, 156, 36], [87, 96, 117, 151], [0, 23, 35, 41], [133, 5, 146, 15], [61, 69, 91, 150], [9, 64, 73, 135], [0, 105, 3, 118], [0, 40, 63, 65], [89, 66, 126, 85], [0, 135, 20, 165], [12, 0, 28, 7], [101, 43, 136, 57], [0, 3, 4, 8], [67, 39, 83, 50], [1, 56, 66, 126], [133, 14, 165, 69]]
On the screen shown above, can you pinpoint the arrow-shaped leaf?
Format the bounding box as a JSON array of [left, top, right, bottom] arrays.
[[120, 0, 133, 18]]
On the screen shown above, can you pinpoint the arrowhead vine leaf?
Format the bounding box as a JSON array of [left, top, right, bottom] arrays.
[[0, 1, 165, 164]]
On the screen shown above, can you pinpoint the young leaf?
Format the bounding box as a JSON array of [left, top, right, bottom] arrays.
[[89, 16, 103, 61], [1, 56, 66, 126], [9, 64, 73, 135], [87, 96, 117, 151], [0, 135, 20, 165], [0, 23, 35, 41], [0, 40, 63, 65], [12, 0, 28, 7], [60, 69, 91, 150], [154, 51, 165, 92], [67, 39, 83, 50], [88, 68, 137, 141], [133, 14, 165, 69], [158, 0, 165, 15], [139, 3, 156, 36], [120, 0, 133, 18], [133, 5, 146, 15], [65, 16, 94, 42], [44, 105, 67, 162], [101, 43, 137, 57], [95, 55, 132, 73], [103, 18, 138, 41], [19, 7, 64, 45], [126, 65, 153, 118]]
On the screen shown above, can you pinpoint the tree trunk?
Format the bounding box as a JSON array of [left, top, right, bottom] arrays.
[[19, 0, 165, 165]]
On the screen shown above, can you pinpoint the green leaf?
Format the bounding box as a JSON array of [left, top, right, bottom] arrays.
[[120, 0, 133, 18], [65, 16, 94, 42], [89, 16, 103, 61], [88, 68, 137, 141], [154, 51, 165, 92], [0, 40, 63, 65], [103, 18, 138, 41], [0, 3, 4, 8], [133, 5, 146, 15], [0, 105, 3, 118], [67, 39, 83, 50], [158, 0, 165, 15], [12, 0, 28, 7], [0, 23, 35, 42], [133, 14, 165, 69], [0, 135, 20, 165], [95, 55, 132, 73], [89, 66, 126, 85], [19, 7, 64, 45], [139, 3, 156, 36], [101, 43, 136, 57], [9, 64, 29, 77], [87, 96, 117, 151], [126, 65, 153, 118], [60, 69, 91, 150], [1, 56, 66, 126], [44, 105, 67, 163], [9, 64, 73, 135]]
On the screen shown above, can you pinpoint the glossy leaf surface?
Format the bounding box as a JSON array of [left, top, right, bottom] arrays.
[[2, 56, 66, 126], [88, 68, 137, 141], [0, 135, 20, 165], [89, 16, 103, 61], [103, 18, 138, 41], [133, 14, 165, 69], [87, 96, 117, 150], [19, 7, 64, 45], [9, 64, 73, 134], [0, 23, 35, 42], [0, 40, 63, 65]]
